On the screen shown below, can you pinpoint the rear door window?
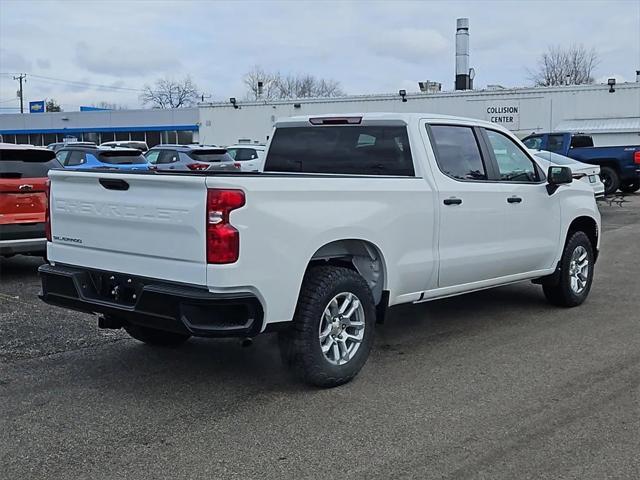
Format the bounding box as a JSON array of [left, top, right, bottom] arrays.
[[428, 125, 487, 181], [157, 150, 179, 164], [66, 151, 86, 166], [264, 125, 414, 176], [0, 149, 60, 178]]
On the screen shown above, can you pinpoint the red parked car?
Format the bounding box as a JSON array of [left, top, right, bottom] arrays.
[[0, 144, 60, 259]]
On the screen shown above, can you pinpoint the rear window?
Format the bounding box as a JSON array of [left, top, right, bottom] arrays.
[[570, 136, 594, 148], [97, 150, 147, 165], [0, 149, 60, 178], [189, 149, 233, 163], [264, 126, 414, 176]]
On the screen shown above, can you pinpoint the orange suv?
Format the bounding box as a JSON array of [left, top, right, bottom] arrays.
[[0, 144, 60, 258]]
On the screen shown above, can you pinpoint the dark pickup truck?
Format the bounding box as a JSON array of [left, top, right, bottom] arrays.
[[522, 132, 640, 195]]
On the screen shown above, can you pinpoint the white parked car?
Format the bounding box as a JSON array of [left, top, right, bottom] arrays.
[[225, 144, 265, 172], [40, 113, 601, 387], [529, 149, 605, 198]]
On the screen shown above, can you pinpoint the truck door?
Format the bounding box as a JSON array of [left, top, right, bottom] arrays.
[[425, 123, 514, 288], [482, 128, 561, 274]]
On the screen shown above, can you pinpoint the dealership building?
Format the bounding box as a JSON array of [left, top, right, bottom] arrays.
[[0, 81, 639, 148]]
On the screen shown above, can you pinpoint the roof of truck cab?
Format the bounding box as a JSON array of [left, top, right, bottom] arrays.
[[275, 112, 505, 130]]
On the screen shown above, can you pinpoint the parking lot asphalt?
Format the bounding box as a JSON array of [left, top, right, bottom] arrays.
[[1, 194, 639, 480]]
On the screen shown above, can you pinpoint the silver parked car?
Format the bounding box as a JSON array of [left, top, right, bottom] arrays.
[[144, 145, 240, 172]]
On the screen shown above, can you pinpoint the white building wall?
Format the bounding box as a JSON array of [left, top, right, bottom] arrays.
[[198, 83, 640, 146]]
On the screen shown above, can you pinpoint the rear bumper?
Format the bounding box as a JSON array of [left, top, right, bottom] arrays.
[[0, 223, 46, 255], [38, 263, 264, 337]]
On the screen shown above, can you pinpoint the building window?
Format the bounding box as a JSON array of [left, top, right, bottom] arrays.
[[29, 133, 44, 146], [1, 134, 16, 144], [130, 131, 145, 141], [115, 131, 130, 141], [145, 131, 161, 147], [177, 131, 193, 144], [161, 131, 177, 144], [43, 134, 57, 146], [84, 132, 100, 144], [16, 134, 29, 144]]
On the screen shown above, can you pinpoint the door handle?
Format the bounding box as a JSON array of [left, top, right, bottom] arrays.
[[99, 178, 129, 191], [443, 197, 463, 206], [507, 196, 523, 203]]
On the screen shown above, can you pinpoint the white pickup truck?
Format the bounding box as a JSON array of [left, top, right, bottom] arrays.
[[40, 113, 601, 387]]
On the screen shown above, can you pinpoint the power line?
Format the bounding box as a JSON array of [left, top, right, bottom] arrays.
[[28, 74, 144, 92], [0, 72, 144, 92]]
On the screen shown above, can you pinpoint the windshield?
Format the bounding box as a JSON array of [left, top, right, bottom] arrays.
[[97, 150, 147, 165], [533, 150, 577, 166]]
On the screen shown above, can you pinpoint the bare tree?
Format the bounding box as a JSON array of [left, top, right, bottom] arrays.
[[92, 101, 128, 110], [528, 44, 599, 86], [244, 66, 344, 100], [140, 76, 199, 108], [45, 99, 62, 112]]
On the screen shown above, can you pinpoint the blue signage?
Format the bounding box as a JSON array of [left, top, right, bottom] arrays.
[[29, 101, 45, 113]]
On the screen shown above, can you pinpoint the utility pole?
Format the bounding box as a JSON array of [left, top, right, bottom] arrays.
[[13, 74, 27, 113]]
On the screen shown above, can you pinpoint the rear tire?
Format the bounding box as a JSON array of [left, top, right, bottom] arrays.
[[599, 166, 620, 195], [619, 181, 640, 194], [278, 266, 375, 388], [542, 231, 594, 307], [124, 324, 191, 347]]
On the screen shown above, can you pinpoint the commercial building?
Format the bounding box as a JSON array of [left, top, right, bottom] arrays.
[[0, 82, 638, 148], [0, 108, 199, 147], [197, 82, 640, 146]]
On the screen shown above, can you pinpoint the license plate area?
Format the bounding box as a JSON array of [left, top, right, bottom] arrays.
[[87, 271, 144, 306]]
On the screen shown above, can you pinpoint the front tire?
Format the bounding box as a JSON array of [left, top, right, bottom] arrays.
[[599, 166, 620, 195], [619, 181, 640, 194], [279, 266, 376, 388], [543, 231, 594, 307], [124, 324, 191, 347]]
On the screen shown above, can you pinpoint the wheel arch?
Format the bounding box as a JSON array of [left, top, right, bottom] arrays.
[[306, 239, 387, 305], [567, 215, 599, 262]]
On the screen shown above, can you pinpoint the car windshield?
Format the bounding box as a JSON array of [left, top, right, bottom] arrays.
[[190, 149, 233, 163], [533, 150, 577, 166], [0, 149, 60, 178], [97, 150, 147, 165]]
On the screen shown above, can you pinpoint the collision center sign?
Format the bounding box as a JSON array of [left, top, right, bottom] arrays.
[[485, 101, 520, 129]]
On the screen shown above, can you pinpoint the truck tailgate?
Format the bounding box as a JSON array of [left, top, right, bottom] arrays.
[[48, 170, 208, 285]]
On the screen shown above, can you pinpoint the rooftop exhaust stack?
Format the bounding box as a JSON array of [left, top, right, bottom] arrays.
[[455, 18, 473, 90]]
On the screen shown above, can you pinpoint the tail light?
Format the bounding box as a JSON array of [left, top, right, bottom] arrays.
[[234, 162, 241, 169], [634, 151, 640, 165], [45, 179, 51, 242], [206, 189, 245, 264], [187, 163, 210, 171]]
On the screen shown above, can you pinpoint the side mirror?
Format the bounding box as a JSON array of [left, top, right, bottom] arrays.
[[546, 166, 573, 195]]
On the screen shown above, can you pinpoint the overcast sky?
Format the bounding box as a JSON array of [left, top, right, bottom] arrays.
[[1, 0, 639, 112]]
